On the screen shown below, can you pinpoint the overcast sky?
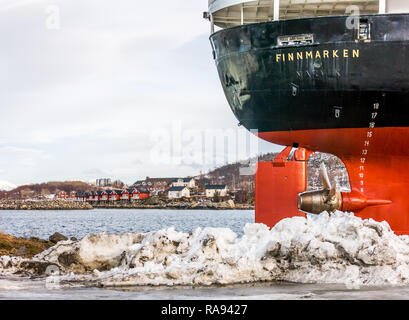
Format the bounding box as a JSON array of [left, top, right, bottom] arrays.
[[0, 0, 281, 186]]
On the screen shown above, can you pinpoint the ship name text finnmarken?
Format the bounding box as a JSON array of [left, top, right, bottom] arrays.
[[276, 49, 360, 63]]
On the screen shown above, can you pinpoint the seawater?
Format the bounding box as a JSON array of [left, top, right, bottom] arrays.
[[0, 209, 254, 239]]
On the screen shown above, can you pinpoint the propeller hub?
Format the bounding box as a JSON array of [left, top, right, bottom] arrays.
[[298, 189, 342, 214]]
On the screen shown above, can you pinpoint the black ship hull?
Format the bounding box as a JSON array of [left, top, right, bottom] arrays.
[[210, 14, 409, 134]]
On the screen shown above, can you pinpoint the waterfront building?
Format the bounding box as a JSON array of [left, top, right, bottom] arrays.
[[106, 190, 119, 201], [205, 185, 228, 198], [137, 189, 150, 200], [100, 191, 109, 201], [133, 177, 176, 191], [55, 191, 67, 200], [168, 186, 190, 199], [87, 191, 95, 201], [75, 192, 85, 201], [171, 178, 196, 188], [125, 188, 150, 200], [96, 191, 103, 201], [121, 189, 130, 200]]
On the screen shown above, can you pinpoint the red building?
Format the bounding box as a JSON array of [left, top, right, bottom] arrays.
[[100, 191, 108, 201], [75, 193, 85, 201], [77, 188, 150, 202], [107, 190, 121, 201], [113, 190, 122, 201], [121, 190, 130, 200], [129, 188, 139, 200], [129, 188, 150, 200], [88, 191, 97, 201], [138, 189, 150, 200], [56, 191, 67, 200], [96, 191, 103, 201]]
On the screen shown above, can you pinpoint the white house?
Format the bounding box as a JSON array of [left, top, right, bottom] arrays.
[[205, 185, 227, 198], [171, 178, 196, 188], [168, 186, 190, 199]]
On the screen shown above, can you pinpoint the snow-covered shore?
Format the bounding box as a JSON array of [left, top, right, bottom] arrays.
[[2, 211, 409, 287]]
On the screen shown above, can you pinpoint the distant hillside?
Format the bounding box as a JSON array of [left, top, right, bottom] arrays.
[[0, 152, 351, 200], [202, 152, 350, 191], [199, 153, 278, 191], [0, 181, 93, 200]]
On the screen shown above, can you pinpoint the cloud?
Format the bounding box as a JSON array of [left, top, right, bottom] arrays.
[[82, 168, 107, 176], [0, 145, 50, 172], [19, 158, 37, 167], [0, 0, 46, 12], [132, 159, 143, 165], [0, 1, 281, 185], [0, 146, 44, 154]]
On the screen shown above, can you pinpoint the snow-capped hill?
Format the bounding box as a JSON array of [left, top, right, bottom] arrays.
[[0, 180, 17, 191]]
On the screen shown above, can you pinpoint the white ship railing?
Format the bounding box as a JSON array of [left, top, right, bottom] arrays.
[[205, 0, 409, 33]]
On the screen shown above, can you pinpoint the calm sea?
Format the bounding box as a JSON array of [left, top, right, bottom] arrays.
[[0, 209, 254, 240]]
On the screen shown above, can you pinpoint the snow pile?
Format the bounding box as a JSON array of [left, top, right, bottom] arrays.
[[0, 256, 24, 273], [2, 211, 409, 287]]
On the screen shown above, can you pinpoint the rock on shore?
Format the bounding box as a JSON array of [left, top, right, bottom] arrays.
[[92, 200, 253, 210], [0, 200, 93, 210], [0, 232, 54, 258], [0, 198, 253, 210], [49, 232, 68, 243]]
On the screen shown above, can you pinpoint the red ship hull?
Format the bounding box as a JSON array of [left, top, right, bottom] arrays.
[[256, 127, 409, 235]]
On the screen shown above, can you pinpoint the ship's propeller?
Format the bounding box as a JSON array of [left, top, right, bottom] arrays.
[[320, 163, 332, 190], [319, 163, 340, 209], [298, 162, 342, 215]]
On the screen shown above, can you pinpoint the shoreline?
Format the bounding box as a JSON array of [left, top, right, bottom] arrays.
[[0, 200, 93, 211], [0, 200, 254, 211], [91, 202, 254, 210]]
